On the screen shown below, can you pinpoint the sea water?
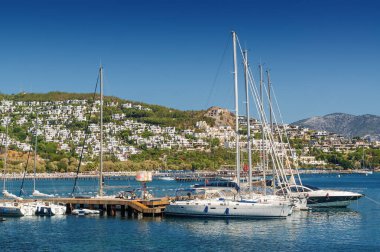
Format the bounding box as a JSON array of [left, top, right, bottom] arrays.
[[0, 173, 379, 251]]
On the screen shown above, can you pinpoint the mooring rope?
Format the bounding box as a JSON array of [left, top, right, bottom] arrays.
[[365, 196, 380, 206]]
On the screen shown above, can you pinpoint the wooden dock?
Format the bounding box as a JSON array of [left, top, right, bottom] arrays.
[[2, 197, 171, 218]]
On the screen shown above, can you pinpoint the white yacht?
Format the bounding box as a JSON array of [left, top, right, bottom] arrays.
[[0, 201, 36, 217], [33, 201, 66, 216], [0, 202, 25, 217], [165, 189, 292, 218], [277, 184, 363, 208]]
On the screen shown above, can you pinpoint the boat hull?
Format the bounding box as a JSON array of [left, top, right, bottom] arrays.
[[307, 195, 362, 208], [0, 207, 24, 217], [0, 205, 24, 217], [165, 199, 291, 219], [35, 206, 55, 216]]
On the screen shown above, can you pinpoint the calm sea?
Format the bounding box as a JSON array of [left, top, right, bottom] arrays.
[[1, 173, 379, 251]]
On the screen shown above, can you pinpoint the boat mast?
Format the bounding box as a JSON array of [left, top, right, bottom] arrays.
[[259, 64, 266, 195], [99, 65, 104, 197], [2, 120, 9, 192], [243, 50, 252, 192], [266, 69, 275, 193], [33, 112, 38, 192], [232, 31, 240, 187]]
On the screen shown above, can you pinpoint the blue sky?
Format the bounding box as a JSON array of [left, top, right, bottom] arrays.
[[0, 0, 379, 122]]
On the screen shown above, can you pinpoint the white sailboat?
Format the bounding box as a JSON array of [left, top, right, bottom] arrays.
[[242, 62, 308, 211], [165, 31, 294, 218], [70, 66, 106, 215], [0, 117, 31, 217], [2, 119, 23, 201], [257, 71, 362, 209], [31, 113, 54, 198], [29, 112, 66, 216], [165, 188, 292, 218]]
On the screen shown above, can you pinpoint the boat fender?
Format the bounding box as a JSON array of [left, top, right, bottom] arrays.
[[225, 208, 229, 215], [326, 193, 329, 198]]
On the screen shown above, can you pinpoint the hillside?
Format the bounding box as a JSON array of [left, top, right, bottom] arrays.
[[292, 113, 380, 139], [0, 91, 215, 130], [204, 106, 235, 128]]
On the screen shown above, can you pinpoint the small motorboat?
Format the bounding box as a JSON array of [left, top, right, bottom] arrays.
[[72, 209, 100, 216]]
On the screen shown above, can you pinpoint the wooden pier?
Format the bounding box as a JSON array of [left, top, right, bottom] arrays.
[[57, 197, 170, 217], [2, 197, 171, 218]]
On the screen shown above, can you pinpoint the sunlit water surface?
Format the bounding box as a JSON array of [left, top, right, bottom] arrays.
[[1, 173, 379, 251]]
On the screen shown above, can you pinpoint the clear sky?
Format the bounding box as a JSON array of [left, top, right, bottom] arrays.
[[0, 0, 379, 122]]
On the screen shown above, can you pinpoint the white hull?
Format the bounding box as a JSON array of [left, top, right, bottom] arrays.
[[23, 201, 66, 216], [72, 208, 100, 215], [156, 177, 175, 181], [283, 185, 363, 208], [0, 202, 24, 217], [165, 198, 292, 218], [307, 200, 352, 208]]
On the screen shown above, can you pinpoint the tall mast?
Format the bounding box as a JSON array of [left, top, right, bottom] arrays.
[[259, 64, 266, 195], [267, 70, 272, 133], [99, 65, 104, 197], [33, 112, 38, 192], [2, 120, 9, 192], [243, 50, 252, 192], [232, 31, 240, 187], [267, 69, 275, 194]]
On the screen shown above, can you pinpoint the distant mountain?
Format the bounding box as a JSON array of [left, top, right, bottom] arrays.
[[292, 113, 380, 139]]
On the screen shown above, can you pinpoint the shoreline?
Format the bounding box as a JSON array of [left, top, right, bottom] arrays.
[[1, 169, 377, 180]]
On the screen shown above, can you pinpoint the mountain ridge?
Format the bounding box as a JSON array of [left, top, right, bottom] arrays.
[[292, 113, 380, 139]]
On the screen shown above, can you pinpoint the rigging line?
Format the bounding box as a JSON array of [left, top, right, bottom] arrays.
[[205, 34, 230, 108], [71, 73, 100, 196], [19, 144, 32, 197], [267, 82, 303, 185], [240, 47, 290, 191], [237, 42, 290, 184], [19, 108, 35, 196], [2, 115, 10, 191], [364, 195, 380, 206]]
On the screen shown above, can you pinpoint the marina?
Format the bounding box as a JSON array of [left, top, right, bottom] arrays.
[[0, 173, 379, 251], [1, 1, 379, 251]]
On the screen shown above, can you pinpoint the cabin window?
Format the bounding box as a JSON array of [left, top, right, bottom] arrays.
[[210, 207, 216, 209]]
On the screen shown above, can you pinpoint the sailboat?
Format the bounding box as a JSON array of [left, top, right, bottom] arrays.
[[31, 113, 54, 198], [2, 119, 22, 201], [70, 66, 108, 215], [360, 147, 373, 175], [15, 113, 66, 216], [23, 112, 66, 216], [165, 31, 293, 218], [256, 69, 363, 209], [0, 117, 33, 217]]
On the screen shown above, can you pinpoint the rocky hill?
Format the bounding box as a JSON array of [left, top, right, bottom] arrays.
[[292, 113, 380, 140], [204, 106, 235, 128]]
